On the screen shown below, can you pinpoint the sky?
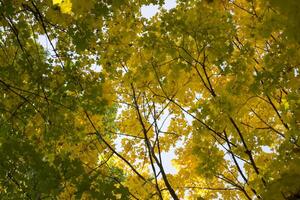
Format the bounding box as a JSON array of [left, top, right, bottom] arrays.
[[141, 0, 177, 19]]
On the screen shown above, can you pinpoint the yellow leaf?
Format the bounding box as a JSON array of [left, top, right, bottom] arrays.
[[53, 0, 72, 14]]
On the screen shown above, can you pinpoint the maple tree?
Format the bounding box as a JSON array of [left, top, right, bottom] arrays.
[[0, 0, 299, 199]]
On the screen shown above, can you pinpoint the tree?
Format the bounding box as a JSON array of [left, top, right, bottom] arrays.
[[0, 0, 299, 199]]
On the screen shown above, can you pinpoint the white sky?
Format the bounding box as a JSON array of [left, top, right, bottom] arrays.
[[141, 0, 177, 19]]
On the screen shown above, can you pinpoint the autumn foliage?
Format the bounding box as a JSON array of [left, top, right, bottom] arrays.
[[0, 0, 299, 199]]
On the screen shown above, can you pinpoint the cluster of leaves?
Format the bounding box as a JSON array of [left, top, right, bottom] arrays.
[[0, 0, 299, 199]]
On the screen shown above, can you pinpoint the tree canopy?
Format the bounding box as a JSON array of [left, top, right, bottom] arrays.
[[0, 0, 299, 199]]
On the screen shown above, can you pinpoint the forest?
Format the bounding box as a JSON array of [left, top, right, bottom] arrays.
[[0, 0, 299, 199]]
